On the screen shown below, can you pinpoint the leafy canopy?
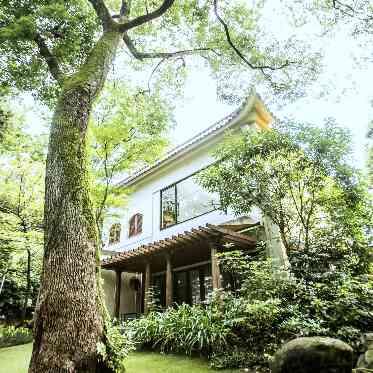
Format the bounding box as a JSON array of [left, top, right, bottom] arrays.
[[199, 120, 372, 275], [0, 0, 319, 104]]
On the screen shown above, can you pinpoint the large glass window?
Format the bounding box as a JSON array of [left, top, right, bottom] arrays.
[[160, 172, 218, 229]]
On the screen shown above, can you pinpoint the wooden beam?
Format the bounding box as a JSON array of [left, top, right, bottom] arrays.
[[185, 230, 205, 241], [207, 224, 256, 244], [144, 261, 151, 314], [114, 270, 122, 318], [176, 233, 195, 244], [191, 227, 210, 239], [210, 243, 221, 290], [165, 252, 173, 307]]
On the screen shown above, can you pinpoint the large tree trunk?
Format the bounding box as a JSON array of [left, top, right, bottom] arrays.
[[29, 30, 122, 373]]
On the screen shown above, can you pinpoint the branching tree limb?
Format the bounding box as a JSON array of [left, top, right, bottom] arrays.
[[123, 33, 212, 60], [213, 0, 291, 73], [87, 0, 114, 30], [118, 0, 175, 32], [33, 34, 63, 83], [332, 0, 373, 22]]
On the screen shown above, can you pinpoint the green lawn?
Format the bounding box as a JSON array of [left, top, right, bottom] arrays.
[[0, 344, 239, 373]]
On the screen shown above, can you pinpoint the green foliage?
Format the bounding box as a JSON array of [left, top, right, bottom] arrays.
[[367, 122, 373, 186], [126, 303, 229, 356], [0, 0, 98, 103], [89, 84, 170, 240], [0, 326, 33, 347], [214, 254, 372, 369], [0, 104, 45, 321], [129, 122, 373, 370], [199, 120, 372, 275], [97, 319, 135, 373]]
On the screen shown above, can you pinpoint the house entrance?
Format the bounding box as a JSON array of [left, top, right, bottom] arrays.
[[153, 263, 213, 308]]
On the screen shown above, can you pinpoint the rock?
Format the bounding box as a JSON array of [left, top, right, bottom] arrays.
[[357, 333, 373, 370], [270, 337, 353, 373]]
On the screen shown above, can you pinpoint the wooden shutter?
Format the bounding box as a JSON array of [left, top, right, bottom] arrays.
[[129, 214, 143, 237], [137, 214, 143, 234], [109, 223, 121, 245], [129, 215, 136, 237]]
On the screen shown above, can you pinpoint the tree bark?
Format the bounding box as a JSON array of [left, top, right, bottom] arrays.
[[29, 30, 123, 373]]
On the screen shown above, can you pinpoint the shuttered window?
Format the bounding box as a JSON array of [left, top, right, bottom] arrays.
[[109, 223, 121, 245], [129, 213, 143, 237]]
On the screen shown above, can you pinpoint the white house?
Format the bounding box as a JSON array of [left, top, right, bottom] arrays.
[[101, 92, 288, 320]]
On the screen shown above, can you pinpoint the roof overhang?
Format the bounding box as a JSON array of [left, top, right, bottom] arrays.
[[117, 92, 272, 188], [101, 223, 258, 273]]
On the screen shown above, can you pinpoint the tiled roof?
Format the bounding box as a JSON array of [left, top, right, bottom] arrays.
[[117, 94, 256, 187]]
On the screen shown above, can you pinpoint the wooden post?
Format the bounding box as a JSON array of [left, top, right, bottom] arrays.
[[140, 271, 145, 313], [210, 244, 221, 290], [144, 261, 151, 314], [165, 252, 173, 307], [114, 270, 122, 319]]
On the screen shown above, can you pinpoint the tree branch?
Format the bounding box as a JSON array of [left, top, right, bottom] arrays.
[[87, 0, 114, 30], [213, 0, 291, 73], [123, 33, 213, 60], [118, 0, 175, 32], [332, 0, 373, 22], [33, 34, 63, 83]]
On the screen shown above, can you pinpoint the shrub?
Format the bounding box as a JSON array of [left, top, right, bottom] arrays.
[[0, 325, 33, 347], [127, 253, 373, 370], [126, 302, 229, 356], [97, 319, 135, 373]]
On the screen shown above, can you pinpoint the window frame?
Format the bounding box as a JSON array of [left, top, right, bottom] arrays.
[[128, 213, 143, 238], [108, 223, 121, 245], [159, 168, 217, 230]]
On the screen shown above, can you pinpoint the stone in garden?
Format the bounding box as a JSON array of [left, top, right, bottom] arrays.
[[270, 336, 353, 373], [356, 333, 373, 370]]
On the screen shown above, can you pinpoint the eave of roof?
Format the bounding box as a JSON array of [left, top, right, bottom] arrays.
[[101, 223, 257, 271], [117, 91, 272, 188]]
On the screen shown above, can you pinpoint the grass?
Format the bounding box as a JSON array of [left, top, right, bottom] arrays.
[[0, 344, 239, 373]]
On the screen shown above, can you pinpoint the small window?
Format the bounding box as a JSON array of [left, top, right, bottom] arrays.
[[109, 223, 121, 245], [129, 213, 143, 237]]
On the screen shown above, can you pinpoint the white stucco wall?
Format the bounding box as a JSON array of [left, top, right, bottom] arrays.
[[101, 98, 275, 315], [103, 124, 260, 254], [101, 269, 141, 317]]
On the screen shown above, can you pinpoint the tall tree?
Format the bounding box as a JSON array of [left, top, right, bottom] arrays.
[[0, 101, 45, 323], [0, 1, 318, 371], [199, 120, 372, 275]]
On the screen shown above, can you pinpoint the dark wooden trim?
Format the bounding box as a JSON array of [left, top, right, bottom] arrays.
[[210, 243, 221, 290], [114, 270, 122, 318], [144, 261, 151, 314], [199, 268, 205, 302], [160, 167, 218, 231], [165, 253, 173, 307]]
